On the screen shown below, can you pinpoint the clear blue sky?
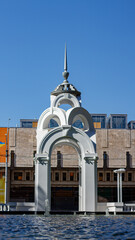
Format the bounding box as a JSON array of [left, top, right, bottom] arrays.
[[0, 0, 135, 127]]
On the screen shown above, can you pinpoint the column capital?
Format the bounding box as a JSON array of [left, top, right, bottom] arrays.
[[35, 153, 49, 165], [84, 153, 98, 164]]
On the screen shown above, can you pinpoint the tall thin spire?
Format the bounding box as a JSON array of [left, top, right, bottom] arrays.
[[64, 43, 67, 71], [62, 44, 69, 82]]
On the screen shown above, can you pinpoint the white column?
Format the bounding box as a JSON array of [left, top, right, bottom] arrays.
[[84, 157, 97, 212], [35, 158, 50, 212], [117, 172, 120, 202], [114, 169, 125, 203], [120, 172, 122, 202]]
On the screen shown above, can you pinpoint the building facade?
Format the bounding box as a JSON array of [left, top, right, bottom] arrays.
[[1, 119, 135, 209]]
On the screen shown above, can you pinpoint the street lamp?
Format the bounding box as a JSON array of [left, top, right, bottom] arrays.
[[5, 118, 11, 205], [113, 168, 125, 203]]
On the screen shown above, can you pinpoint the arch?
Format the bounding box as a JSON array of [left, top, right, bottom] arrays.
[[67, 107, 95, 133], [37, 107, 67, 130], [35, 125, 97, 212], [38, 125, 96, 156], [51, 140, 80, 210], [51, 138, 81, 159], [51, 93, 80, 109]]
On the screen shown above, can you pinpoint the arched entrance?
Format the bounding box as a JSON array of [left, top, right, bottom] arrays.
[[35, 125, 97, 212], [51, 142, 80, 211]]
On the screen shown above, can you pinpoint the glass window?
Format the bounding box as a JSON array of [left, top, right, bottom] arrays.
[[26, 172, 30, 181], [133, 123, 135, 129], [57, 151, 61, 168], [55, 172, 59, 181], [103, 152, 108, 169], [63, 172, 66, 181], [92, 116, 106, 128], [70, 172, 74, 181], [112, 116, 126, 129], [14, 172, 23, 181], [106, 173, 110, 181], [128, 173, 132, 181], [22, 122, 33, 128], [122, 173, 125, 181], [98, 172, 103, 181], [11, 150, 14, 167], [126, 152, 131, 168], [114, 173, 117, 181]]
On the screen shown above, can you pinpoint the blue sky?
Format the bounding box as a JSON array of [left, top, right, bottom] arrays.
[[0, 0, 135, 127]]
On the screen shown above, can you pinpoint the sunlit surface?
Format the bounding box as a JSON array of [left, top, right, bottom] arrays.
[[0, 215, 135, 239]]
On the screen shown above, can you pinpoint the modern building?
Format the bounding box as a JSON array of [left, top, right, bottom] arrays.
[[1, 123, 135, 208]]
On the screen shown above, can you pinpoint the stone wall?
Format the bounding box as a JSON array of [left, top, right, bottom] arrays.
[[96, 129, 135, 168], [8, 128, 135, 169], [9, 128, 36, 167]]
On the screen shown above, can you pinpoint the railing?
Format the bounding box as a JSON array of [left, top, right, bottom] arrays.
[[124, 204, 135, 212], [0, 204, 10, 211]]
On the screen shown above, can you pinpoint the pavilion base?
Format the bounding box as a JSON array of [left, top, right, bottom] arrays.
[[107, 202, 124, 212]]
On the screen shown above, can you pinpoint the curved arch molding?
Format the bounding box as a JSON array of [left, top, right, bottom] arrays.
[[51, 93, 81, 108], [35, 125, 97, 212], [38, 125, 96, 157]]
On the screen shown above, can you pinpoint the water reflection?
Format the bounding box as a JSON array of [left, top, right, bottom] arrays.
[[0, 215, 135, 239]]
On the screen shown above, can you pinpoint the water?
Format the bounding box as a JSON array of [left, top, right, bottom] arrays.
[[0, 215, 135, 239]]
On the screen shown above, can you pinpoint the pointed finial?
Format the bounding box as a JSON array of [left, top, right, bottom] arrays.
[[64, 44, 67, 71], [62, 44, 69, 82]]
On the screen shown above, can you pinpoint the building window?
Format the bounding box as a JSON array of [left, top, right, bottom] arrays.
[[70, 172, 74, 181], [126, 152, 131, 169], [111, 115, 127, 129], [63, 172, 66, 181], [106, 173, 110, 181], [128, 173, 132, 181], [57, 151, 61, 168], [26, 172, 30, 181], [21, 122, 33, 128], [114, 173, 117, 181], [98, 172, 103, 181], [14, 172, 23, 181], [11, 150, 15, 168], [55, 172, 59, 181], [103, 151, 108, 169], [91, 115, 106, 128]]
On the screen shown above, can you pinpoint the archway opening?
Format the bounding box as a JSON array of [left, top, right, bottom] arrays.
[[51, 143, 79, 211], [59, 104, 72, 111]]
